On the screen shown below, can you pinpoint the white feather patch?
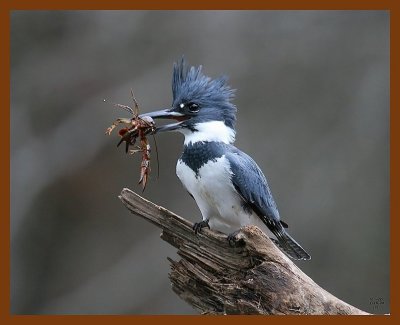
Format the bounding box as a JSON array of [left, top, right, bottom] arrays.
[[176, 155, 267, 234], [180, 121, 236, 145]]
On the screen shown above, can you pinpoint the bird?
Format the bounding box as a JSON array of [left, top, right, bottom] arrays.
[[141, 58, 311, 260]]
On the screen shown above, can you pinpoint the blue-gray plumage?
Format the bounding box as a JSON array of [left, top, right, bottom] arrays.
[[142, 58, 311, 260]]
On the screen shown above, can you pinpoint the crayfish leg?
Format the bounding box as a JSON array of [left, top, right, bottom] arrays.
[[105, 118, 133, 135]]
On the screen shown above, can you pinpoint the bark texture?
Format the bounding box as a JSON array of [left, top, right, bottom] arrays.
[[119, 188, 369, 315]]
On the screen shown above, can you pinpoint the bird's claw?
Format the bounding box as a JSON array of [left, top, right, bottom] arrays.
[[227, 230, 245, 247], [193, 219, 210, 234]]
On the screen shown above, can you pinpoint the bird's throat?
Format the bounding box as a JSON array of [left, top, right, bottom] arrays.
[[180, 121, 236, 145]]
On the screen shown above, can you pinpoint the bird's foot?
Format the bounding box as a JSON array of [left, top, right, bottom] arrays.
[[193, 219, 210, 234], [227, 230, 245, 247]]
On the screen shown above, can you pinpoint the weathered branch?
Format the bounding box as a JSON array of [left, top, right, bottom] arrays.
[[119, 188, 369, 315]]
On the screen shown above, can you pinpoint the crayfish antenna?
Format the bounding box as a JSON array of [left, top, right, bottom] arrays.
[[130, 89, 140, 117], [152, 134, 160, 179]]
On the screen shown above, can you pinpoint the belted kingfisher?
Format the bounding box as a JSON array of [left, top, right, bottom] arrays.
[[143, 58, 311, 260]]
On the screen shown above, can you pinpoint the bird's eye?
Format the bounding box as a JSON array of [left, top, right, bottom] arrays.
[[188, 103, 199, 113]]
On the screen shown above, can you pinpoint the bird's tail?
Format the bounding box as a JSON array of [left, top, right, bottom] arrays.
[[270, 225, 311, 261]]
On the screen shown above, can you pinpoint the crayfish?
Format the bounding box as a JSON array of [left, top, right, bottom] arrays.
[[105, 91, 158, 191]]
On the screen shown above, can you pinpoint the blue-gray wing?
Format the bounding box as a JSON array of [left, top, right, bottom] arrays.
[[225, 147, 281, 223], [225, 147, 311, 260]]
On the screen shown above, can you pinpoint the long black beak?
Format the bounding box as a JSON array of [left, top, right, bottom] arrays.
[[140, 108, 187, 133]]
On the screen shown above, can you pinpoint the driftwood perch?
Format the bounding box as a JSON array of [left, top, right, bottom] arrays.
[[119, 188, 369, 315]]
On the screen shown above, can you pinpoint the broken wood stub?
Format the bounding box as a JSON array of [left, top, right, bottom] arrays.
[[119, 188, 369, 315]]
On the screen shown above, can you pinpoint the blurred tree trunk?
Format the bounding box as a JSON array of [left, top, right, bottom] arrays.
[[119, 188, 369, 315]]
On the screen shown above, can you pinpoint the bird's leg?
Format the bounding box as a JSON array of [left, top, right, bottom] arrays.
[[227, 230, 245, 247], [193, 219, 210, 234]]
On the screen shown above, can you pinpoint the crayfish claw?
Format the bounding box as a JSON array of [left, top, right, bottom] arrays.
[[138, 173, 148, 191]]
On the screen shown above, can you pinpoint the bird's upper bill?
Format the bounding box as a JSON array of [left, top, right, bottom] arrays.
[[140, 107, 190, 133], [140, 58, 237, 136]]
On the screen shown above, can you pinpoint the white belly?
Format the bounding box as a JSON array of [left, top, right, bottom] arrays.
[[176, 156, 267, 234]]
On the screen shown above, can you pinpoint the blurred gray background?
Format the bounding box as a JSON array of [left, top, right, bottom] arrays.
[[11, 10, 389, 314]]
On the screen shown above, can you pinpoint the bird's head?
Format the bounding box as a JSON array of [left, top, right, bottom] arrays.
[[142, 58, 237, 144]]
